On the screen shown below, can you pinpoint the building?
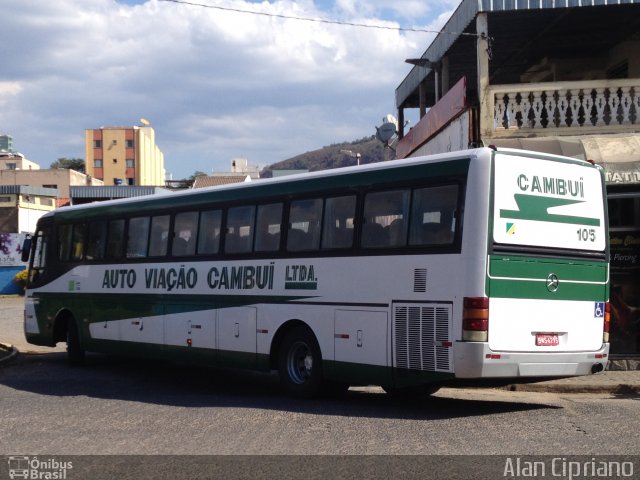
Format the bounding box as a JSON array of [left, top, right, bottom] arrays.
[[70, 185, 170, 205], [0, 185, 57, 234], [85, 126, 165, 186], [0, 168, 104, 207], [0, 151, 40, 171], [192, 174, 251, 189], [394, 0, 640, 364], [230, 157, 261, 179], [0, 134, 14, 153]]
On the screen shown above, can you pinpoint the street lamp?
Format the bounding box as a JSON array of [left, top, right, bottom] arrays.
[[405, 57, 442, 105], [339, 149, 361, 166]]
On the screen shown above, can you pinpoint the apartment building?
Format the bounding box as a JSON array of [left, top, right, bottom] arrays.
[[85, 125, 165, 186]]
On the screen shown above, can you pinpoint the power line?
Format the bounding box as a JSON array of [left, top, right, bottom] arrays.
[[157, 0, 478, 36]]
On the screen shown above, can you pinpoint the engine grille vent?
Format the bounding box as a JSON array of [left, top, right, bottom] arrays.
[[393, 303, 452, 372]]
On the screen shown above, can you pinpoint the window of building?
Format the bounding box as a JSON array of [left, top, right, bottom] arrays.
[[43, 184, 57, 189], [126, 159, 135, 168], [40, 198, 54, 207], [6, 163, 16, 170], [93, 140, 102, 148], [126, 140, 134, 148], [94, 159, 103, 168]]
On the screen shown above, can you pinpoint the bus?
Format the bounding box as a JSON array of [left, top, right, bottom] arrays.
[[22, 147, 610, 397]]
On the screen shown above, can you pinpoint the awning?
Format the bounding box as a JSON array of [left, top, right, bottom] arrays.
[[485, 133, 640, 185]]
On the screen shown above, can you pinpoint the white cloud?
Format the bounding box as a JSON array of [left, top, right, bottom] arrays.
[[1, 0, 455, 177]]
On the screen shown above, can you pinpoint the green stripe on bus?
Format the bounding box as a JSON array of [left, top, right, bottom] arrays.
[[488, 255, 607, 301], [33, 292, 315, 323], [489, 255, 607, 283], [489, 278, 606, 301]]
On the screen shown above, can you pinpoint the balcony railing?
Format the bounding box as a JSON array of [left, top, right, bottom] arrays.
[[488, 79, 640, 136]]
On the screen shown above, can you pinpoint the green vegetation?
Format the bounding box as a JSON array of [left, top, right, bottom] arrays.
[[50, 157, 85, 173]]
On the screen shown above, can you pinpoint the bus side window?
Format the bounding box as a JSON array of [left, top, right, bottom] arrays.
[[148, 215, 170, 257], [361, 190, 409, 248], [197, 210, 221, 255], [126, 217, 150, 258], [409, 185, 458, 246], [70, 223, 87, 261], [106, 219, 125, 259], [225, 205, 255, 254], [86, 220, 107, 260], [57, 224, 73, 261], [255, 203, 283, 252], [287, 198, 323, 252], [172, 212, 198, 256], [322, 195, 356, 249]]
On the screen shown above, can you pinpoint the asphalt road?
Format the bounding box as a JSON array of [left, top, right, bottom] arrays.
[[2, 350, 640, 456], [1, 295, 639, 477]]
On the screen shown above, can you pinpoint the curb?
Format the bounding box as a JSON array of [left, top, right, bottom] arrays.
[[505, 383, 640, 394], [0, 342, 18, 365]]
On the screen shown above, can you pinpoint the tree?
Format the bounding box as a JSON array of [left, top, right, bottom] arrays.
[[50, 158, 85, 173], [187, 171, 207, 182]]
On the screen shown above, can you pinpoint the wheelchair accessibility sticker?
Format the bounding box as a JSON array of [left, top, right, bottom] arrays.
[[594, 302, 605, 318]]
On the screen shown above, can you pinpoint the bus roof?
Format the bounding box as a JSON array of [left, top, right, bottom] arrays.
[[40, 147, 596, 222]]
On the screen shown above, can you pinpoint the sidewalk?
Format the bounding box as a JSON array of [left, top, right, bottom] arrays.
[[504, 369, 640, 394]]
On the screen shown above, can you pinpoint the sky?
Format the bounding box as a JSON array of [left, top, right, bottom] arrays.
[[1, 0, 460, 179]]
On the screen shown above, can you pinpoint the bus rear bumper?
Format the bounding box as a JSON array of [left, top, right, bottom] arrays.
[[453, 341, 610, 379]]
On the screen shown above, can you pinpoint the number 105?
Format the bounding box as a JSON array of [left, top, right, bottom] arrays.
[[577, 228, 596, 242]]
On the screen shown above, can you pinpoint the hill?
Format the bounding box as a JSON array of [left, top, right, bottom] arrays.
[[261, 136, 395, 177]]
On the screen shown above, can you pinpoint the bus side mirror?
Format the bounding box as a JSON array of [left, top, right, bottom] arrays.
[[21, 236, 32, 263]]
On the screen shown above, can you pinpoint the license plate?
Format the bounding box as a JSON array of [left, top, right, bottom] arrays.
[[536, 333, 559, 347]]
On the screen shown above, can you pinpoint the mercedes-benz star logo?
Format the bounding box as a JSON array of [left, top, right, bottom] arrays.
[[546, 273, 559, 292]]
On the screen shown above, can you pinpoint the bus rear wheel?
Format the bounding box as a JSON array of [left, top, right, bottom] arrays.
[[66, 316, 85, 366], [278, 326, 323, 398]]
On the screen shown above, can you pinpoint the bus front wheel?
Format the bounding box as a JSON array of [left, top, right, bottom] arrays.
[[66, 317, 85, 366], [278, 326, 323, 398]]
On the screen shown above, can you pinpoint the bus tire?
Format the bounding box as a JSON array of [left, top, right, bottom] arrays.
[[278, 326, 323, 398], [66, 317, 85, 366]]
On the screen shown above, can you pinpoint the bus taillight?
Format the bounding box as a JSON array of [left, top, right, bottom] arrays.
[[603, 301, 611, 343], [462, 297, 489, 342]]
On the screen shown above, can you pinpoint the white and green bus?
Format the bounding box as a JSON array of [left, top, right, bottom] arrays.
[[23, 147, 610, 397]]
